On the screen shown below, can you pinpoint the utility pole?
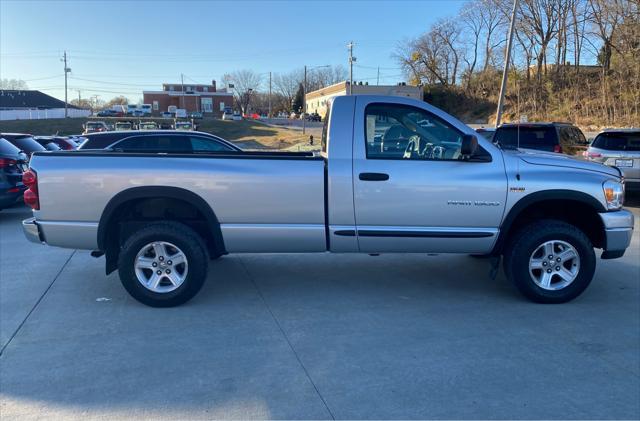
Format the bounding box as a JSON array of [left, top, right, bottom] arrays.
[[377, 66, 380, 86], [268, 71, 272, 118], [180, 73, 185, 109], [77, 90, 81, 106], [347, 41, 355, 95], [303, 65, 307, 134], [495, 0, 519, 127], [62, 51, 70, 118]]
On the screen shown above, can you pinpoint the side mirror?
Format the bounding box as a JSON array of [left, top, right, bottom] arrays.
[[461, 134, 478, 158]]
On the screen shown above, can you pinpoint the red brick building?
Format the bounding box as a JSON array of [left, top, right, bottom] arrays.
[[143, 80, 233, 117]]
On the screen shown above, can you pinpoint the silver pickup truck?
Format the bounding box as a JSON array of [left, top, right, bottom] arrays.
[[22, 95, 634, 307]]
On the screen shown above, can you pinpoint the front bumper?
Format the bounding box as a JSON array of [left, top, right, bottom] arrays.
[[599, 209, 634, 259], [22, 217, 44, 244]]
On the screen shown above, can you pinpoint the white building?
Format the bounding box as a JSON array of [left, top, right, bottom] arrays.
[[305, 81, 422, 118], [0, 90, 90, 120]]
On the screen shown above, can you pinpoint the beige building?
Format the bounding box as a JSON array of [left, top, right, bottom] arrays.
[[305, 81, 422, 118]]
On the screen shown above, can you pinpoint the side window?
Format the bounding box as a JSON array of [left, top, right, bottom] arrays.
[[573, 128, 588, 145], [559, 127, 576, 147], [365, 103, 464, 160], [189, 136, 233, 152], [113, 135, 192, 152]]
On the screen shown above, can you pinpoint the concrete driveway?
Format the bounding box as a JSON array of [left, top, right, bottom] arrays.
[[1, 202, 639, 419]]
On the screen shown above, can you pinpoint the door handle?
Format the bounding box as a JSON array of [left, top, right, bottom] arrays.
[[359, 172, 389, 181]]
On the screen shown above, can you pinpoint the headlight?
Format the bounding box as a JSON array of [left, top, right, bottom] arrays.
[[603, 179, 624, 210]]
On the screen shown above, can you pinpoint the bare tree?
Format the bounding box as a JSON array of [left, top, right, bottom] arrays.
[[273, 69, 303, 112], [223, 70, 263, 114], [519, 0, 561, 81], [461, 1, 484, 87], [0, 78, 29, 90]]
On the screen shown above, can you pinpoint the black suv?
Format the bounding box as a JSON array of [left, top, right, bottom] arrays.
[[0, 138, 28, 210], [493, 122, 589, 156]]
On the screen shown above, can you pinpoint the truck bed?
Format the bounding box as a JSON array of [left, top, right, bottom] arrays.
[[29, 150, 327, 252]]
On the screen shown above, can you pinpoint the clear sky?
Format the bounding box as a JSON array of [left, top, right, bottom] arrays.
[[1, 0, 465, 102]]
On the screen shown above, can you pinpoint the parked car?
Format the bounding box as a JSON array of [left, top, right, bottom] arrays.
[[493, 122, 589, 156], [290, 112, 300, 119], [126, 104, 139, 116], [1, 133, 47, 158], [585, 129, 640, 190], [22, 95, 633, 307], [189, 112, 203, 119], [96, 109, 118, 117], [222, 110, 234, 120], [77, 130, 240, 153], [174, 121, 193, 131], [475, 127, 496, 141], [141, 104, 152, 115], [130, 110, 145, 117], [0, 138, 28, 210], [160, 112, 173, 119], [232, 112, 242, 121], [34, 136, 77, 150], [115, 122, 133, 131], [33, 137, 62, 151], [83, 121, 110, 134], [139, 122, 159, 130], [305, 112, 321, 122]]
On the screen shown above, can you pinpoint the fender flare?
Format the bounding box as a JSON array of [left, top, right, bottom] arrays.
[[97, 186, 226, 254], [492, 189, 606, 255]]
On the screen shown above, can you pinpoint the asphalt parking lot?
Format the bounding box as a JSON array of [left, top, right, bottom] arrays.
[[1, 201, 639, 419]]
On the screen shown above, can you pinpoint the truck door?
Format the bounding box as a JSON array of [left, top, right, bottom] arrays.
[[351, 99, 507, 253]]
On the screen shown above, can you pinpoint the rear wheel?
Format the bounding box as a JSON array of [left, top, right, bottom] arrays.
[[503, 220, 596, 303], [118, 222, 208, 307]]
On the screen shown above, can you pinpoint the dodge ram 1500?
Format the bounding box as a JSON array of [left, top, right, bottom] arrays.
[[22, 95, 634, 307]]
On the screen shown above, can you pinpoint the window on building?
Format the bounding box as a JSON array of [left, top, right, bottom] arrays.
[[152, 101, 159, 111], [203, 87, 208, 92], [168, 85, 174, 91], [201, 97, 213, 113]]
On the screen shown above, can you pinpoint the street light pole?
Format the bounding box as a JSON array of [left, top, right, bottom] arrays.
[[348, 42, 355, 95], [495, 0, 519, 127]]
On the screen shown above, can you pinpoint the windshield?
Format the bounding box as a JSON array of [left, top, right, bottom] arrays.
[[592, 132, 640, 151], [7, 136, 47, 153], [0, 138, 21, 155], [87, 123, 104, 128]]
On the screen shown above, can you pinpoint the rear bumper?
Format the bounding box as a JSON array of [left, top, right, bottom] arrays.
[[22, 217, 44, 244], [22, 218, 99, 249], [599, 209, 634, 259]]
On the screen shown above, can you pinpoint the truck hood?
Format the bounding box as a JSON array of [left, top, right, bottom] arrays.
[[513, 149, 621, 178]]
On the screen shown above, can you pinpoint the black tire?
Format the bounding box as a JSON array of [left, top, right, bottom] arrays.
[[503, 219, 596, 303], [118, 221, 209, 307]]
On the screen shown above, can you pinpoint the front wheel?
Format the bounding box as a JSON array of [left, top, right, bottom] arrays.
[[503, 220, 596, 303], [118, 222, 209, 307]]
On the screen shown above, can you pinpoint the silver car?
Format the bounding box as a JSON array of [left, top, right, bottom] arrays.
[[586, 129, 640, 190]]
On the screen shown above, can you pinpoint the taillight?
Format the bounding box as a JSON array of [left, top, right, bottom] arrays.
[[553, 145, 563, 153], [0, 158, 17, 168], [586, 152, 602, 159], [22, 170, 39, 210]]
